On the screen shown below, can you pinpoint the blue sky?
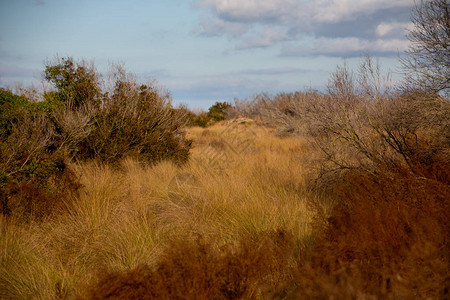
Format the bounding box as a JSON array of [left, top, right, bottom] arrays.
[[1, 0, 414, 108]]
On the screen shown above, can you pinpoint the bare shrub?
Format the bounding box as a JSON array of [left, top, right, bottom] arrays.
[[234, 91, 325, 137], [13, 83, 47, 103], [296, 57, 449, 179], [290, 57, 450, 298], [51, 104, 95, 157], [72, 65, 191, 164], [230, 55, 449, 298], [232, 66, 377, 173], [401, 0, 450, 95], [368, 90, 449, 172], [233, 93, 274, 122], [232, 56, 449, 183]]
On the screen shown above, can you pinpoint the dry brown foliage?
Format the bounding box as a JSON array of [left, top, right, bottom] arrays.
[[301, 160, 450, 299], [84, 230, 295, 300], [0, 104, 80, 220]]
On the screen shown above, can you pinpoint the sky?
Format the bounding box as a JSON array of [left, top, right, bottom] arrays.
[[0, 0, 415, 108]]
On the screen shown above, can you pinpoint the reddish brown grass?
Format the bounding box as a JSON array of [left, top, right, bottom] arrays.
[[6, 166, 81, 221], [298, 160, 449, 299], [84, 230, 294, 300]]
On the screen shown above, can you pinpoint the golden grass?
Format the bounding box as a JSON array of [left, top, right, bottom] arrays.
[[0, 121, 320, 299]]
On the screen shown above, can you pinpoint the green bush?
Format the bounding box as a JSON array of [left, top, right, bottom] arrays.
[[183, 102, 232, 128], [207, 101, 231, 122], [44, 57, 102, 109], [0, 89, 34, 137], [191, 112, 210, 127]]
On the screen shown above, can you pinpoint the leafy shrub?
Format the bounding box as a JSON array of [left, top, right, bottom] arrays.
[[44, 57, 102, 109], [81, 70, 190, 164], [191, 112, 210, 127], [0, 89, 32, 137], [183, 102, 232, 128], [207, 101, 231, 122], [44, 59, 192, 165]]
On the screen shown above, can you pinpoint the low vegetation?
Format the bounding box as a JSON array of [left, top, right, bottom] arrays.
[[2, 73, 448, 297], [185, 101, 232, 128], [0, 58, 191, 220], [1, 121, 317, 299], [228, 56, 449, 298], [1, 1, 448, 298]]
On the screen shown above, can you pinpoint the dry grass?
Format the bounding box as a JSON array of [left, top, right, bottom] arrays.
[[2, 113, 447, 299], [0, 121, 318, 299]]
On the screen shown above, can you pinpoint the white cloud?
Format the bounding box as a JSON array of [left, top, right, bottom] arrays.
[[198, 0, 412, 25], [310, 0, 412, 23], [376, 22, 395, 37], [376, 22, 413, 37], [198, 0, 299, 22], [283, 37, 409, 56], [237, 28, 292, 49], [194, 0, 414, 56], [371, 38, 409, 53]]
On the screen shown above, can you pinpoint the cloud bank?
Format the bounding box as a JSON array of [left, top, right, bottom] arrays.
[[195, 0, 414, 57]]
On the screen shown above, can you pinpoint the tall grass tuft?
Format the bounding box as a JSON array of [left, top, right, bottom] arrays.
[[1, 121, 318, 299]]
